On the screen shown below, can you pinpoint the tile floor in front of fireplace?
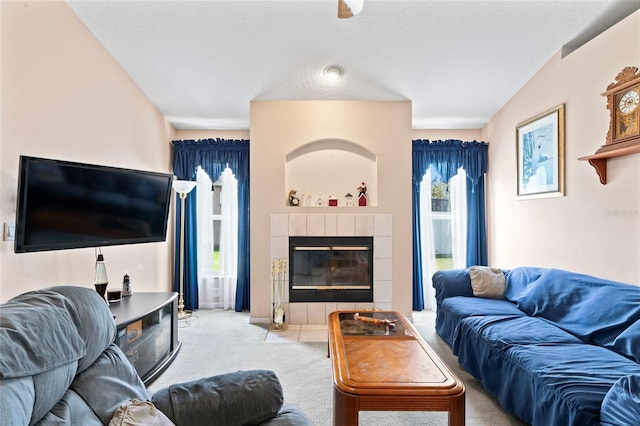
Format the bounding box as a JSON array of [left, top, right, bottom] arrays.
[[265, 311, 431, 343], [265, 324, 328, 343]]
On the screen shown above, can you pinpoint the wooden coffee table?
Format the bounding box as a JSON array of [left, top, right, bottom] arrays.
[[328, 311, 465, 426]]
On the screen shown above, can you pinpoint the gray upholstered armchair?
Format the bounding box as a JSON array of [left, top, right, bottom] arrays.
[[0, 286, 311, 426]]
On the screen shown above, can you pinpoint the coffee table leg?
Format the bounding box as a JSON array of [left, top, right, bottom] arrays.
[[449, 392, 465, 426], [333, 387, 358, 426]]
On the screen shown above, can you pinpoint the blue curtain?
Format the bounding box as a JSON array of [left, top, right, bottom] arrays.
[[172, 139, 250, 312], [412, 139, 489, 310]]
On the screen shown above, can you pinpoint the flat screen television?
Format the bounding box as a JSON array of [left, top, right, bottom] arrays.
[[15, 156, 174, 253]]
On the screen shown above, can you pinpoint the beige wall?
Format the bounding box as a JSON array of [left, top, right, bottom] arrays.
[[483, 11, 640, 285], [412, 129, 483, 142], [250, 101, 413, 321], [0, 2, 175, 302]]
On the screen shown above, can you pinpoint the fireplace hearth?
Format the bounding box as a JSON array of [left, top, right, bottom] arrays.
[[289, 236, 373, 303]]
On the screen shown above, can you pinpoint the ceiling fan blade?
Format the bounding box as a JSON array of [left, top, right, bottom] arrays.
[[338, 0, 363, 19]]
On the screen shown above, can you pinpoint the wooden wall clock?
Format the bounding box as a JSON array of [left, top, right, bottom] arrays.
[[579, 66, 640, 184], [606, 66, 640, 145]]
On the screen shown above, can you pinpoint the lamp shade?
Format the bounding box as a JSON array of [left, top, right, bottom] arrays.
[[344, 0, 363, 15], [172, 180, 197, 195], [338, 0, 363, 18]]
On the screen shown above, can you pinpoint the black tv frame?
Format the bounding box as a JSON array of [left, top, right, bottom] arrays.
[[14, 156, 174, 253]]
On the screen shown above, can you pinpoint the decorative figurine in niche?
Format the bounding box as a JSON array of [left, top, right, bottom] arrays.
[[316, 193, 323, 206], [328, 195, 338, 206], [357, 182, 367, 206], [287, 190, 300, 206], [344, 193, 354, 206]]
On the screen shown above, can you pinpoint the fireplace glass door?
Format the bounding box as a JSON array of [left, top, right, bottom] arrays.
[[289, 236, 373, 303]]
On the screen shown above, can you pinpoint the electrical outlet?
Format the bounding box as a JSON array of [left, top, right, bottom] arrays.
[[4, 222, 15, 241]]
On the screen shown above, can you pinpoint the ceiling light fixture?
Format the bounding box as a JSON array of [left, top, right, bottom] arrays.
[[324, 65, 344, 80]]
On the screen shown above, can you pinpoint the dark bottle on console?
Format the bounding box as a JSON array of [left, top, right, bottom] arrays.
[[93, 253, 108, 301]]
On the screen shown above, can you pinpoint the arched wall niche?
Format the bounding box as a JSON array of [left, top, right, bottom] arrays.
[[285, 138, 377, 207]]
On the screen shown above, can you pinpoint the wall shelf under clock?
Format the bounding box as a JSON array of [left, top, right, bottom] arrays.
[[579, 139, 640, 185]]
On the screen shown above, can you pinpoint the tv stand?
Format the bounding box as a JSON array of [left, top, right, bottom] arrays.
[[108, 292, 181, 385]]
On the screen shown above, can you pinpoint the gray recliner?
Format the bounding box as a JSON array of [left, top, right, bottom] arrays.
[[0, 286, 311, 426]]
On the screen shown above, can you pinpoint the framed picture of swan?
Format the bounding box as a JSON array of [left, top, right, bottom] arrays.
[[516, 104, 565, 199]]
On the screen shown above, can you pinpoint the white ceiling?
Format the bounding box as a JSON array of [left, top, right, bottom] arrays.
[[67, 0, 640, 130]]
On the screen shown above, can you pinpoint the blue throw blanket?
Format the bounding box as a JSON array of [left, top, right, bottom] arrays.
[[506, 267, 640, 361]]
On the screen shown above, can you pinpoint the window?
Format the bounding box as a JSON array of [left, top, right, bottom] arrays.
[[196, 166, 238, 310], [430, 173, 453, 271], [420, 166, 467, 309], [211, 180, 222, 273]]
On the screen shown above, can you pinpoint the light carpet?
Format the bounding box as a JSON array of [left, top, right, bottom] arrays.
[[147, 310, 527, 426]]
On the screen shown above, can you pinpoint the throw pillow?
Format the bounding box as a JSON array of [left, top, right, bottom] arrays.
[[109, 399, 176, 426], [469, 266, 506, 299]]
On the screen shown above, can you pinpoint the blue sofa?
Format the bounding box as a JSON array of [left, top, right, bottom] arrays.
[[433, 266, 640, 426], [0, 286, 311, 426]]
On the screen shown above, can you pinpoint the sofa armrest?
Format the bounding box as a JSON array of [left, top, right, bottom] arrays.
[[151, 370, 284, 426], [432, 269, 473, 306]]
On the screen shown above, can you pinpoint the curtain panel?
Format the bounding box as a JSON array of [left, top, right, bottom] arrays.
[[412, 139, 489, 310], [172, 139, 250, 312]]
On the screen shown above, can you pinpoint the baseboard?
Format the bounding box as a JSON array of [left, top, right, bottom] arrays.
[[249, 316, 272, 325]]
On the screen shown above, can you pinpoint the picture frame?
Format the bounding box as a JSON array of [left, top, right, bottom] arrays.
[[516, 104, 565, 199]]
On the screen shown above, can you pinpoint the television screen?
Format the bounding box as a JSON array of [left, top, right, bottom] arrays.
[[15, 156, 174, 253]]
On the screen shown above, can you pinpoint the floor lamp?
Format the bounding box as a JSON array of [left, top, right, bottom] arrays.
[[173, 180, 197, 320]]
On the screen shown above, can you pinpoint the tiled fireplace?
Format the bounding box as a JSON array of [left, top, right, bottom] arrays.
[[270, 214, 392, 325]]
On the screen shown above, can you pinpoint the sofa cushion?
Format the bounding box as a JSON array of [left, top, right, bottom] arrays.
[[44, 286, 117, 374], [600, 374, 640, 426], [0, 376, 34, 426], [505, 268, 640, 347], [457, 315, 582, 352], [454, 316, 585, 416], [436, 296, 525, 348], [31, 362, 79, 425], [504, 344, 640, 426], [469, 266, 506, 299], [38, 388, 103, 425], [70, 344, 148, 425], [151, 370, 284, 426], [457, 338, 639, 426]]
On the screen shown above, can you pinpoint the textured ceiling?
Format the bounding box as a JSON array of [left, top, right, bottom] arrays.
[[67, 0, 640, 130]]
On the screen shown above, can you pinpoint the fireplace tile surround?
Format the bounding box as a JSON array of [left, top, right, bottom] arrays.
[[270, 213, 392, 325]]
